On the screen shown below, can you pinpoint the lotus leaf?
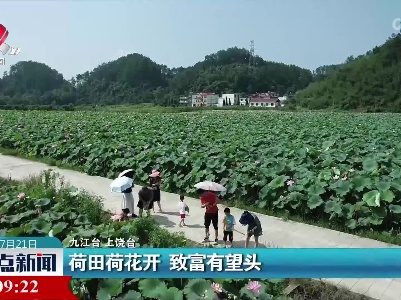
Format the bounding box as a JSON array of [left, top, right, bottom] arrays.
[[29, 218, 52, 234], [74, 215, 90, 225], [119, 291, 143, 300], [5, 227, 23, 237], [183, 279, 215, 300], [307, 195, 324, 209], [97, 279, 123, 299], [138, 278, 167, 298], [35, 198, 51, 207], [389, 204, 401, 214], [363, 190, 381, 207], [51, 222, 68, 235]]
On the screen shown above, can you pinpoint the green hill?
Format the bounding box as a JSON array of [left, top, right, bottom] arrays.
[[294, 34, 401, 112], [0, 47, 313, 107]]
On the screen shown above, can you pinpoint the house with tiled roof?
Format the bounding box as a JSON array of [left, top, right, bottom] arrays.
[[249, 94, 281, 108]]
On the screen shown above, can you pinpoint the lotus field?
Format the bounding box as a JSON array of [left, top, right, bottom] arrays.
[[1, 110, 401, 233]]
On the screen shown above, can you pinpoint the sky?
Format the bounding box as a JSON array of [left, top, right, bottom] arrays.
[[1, 0, 400, 79]]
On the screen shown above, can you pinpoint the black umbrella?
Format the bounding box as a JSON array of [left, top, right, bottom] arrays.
[[118, 169, 136, 179]]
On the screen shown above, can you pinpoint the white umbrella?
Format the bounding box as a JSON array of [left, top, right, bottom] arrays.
[[194, 181, 226, 192], [118, 169, 135, 179], [110, 177, 134, 193]]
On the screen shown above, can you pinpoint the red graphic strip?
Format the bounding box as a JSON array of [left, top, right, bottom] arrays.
[[0, 276, 78, 299], [0, 29, 8, 46]]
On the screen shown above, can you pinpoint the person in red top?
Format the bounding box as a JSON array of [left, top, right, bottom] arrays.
[[199, 189, 219, 245]]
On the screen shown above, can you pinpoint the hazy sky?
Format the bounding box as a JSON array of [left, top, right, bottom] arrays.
[[1, 0, 400, 79]]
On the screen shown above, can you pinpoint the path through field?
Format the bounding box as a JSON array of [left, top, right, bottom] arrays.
[[0, 154, 400, 299]]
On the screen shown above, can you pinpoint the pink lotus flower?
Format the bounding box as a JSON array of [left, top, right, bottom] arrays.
[[286, 179, 295, 186], [17, 192, 26, 200], [247, 281, 261, 295], [211, 282, 222, 293], [110, 214, 123, 221]]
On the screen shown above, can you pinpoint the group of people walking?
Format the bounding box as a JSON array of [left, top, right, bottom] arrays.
[[119, 169, 263, 248], [196, 189, 263, 248]]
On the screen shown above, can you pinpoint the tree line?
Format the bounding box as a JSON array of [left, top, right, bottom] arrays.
[[293, 34, 401, 112], [3, 35, 399, 112], [0, 47, 313, 108]]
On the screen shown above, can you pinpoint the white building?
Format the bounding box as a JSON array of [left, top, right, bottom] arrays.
[[239, 97, 248, 106], [249, 96, 281, 108], [191, 93, 219, 107], [278, 96, 288, 106], [221, 93, 240, 106]]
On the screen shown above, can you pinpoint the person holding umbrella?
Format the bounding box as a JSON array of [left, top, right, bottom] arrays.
[[149, 169, 163, 213], [198, 188, 219, 245], [118, 169, 137, 218], [194, 181, 226, 246]]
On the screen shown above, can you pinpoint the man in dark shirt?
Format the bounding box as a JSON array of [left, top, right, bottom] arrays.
[[199, 189, 219, 245], [137, 186, 153, 217], [239, 211, 263, 248]]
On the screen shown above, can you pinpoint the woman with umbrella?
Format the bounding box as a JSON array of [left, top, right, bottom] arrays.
[[150, 169, 163, 213], [119, 169, 137, 218]]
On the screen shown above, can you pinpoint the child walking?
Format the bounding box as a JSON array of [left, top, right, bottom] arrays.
[[222, 208, 236, 248], [178, 194, 189, 227]]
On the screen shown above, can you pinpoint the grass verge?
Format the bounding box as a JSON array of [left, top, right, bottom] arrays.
[[1, 146, 400, 247]]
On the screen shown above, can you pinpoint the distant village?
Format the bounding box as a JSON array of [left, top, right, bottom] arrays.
[[178, 92, 289, 108]]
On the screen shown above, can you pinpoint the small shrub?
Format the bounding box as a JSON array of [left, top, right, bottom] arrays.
[[57, 188, 108, 225], [127, 217, 187, 247]]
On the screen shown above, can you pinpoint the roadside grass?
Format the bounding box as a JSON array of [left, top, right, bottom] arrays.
[[1, 146, 401, 247], [0, 174, 375, 300]]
